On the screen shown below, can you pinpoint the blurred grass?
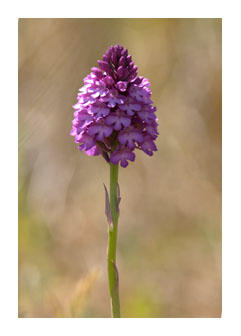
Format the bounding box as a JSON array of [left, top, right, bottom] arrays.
[[19, 18, 221, 318]]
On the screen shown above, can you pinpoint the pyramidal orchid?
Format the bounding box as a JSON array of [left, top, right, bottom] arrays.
[[71, 44, 158, 317]]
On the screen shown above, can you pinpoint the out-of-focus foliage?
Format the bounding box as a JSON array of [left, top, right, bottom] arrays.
[[19, 18, 222, 317]]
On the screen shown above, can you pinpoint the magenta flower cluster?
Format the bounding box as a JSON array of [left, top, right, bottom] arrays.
[[71, 45, 158, 167]]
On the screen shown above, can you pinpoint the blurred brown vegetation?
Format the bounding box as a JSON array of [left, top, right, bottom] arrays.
[[18, 18, 222, 318]]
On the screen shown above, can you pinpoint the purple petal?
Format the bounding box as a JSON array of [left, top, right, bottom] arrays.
[[119, 98, 141, 116], [88, 122, 113, 141], [137, 110, 156, 123], [117, 65, 124, 78], [110, 147, 135, 167], [76, 133, 95, 151], [89, 103, 110, 120], [91, 67, 103, 78], [85, 145, 101, 156], [118, 128, 144, 149], [106, 111, 131, 131], [97, 60, 110, 73], [119, 56, 125, 66], [141, 136, 158, 156], [103, 76, 114, 86], [116, 81, 128, 92], [129, 85, 152, 104]]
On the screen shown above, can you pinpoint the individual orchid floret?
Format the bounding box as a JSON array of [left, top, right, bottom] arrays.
[[129, 84, 153, 104], [102, 89, 125, 108], [137, 106, 157, 123], [105, 110, 131, 131], [75, 133, 95, 151], [140, 135, 158, 156], [116, 81, 128, 92], [87, 79, 109, 98], [89, 101, 110, 120], [118, 127, 144, 150], [118, 97, 141, 116], [88, 121, 113, 141], [110, 146, 136, 168]]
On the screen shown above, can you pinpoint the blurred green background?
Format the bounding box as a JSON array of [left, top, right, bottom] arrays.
[[18, 18, 222, 318]]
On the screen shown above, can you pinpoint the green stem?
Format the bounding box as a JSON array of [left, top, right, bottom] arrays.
[[107, 162, 121, 318]]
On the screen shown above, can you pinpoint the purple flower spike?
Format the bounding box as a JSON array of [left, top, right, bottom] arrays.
[[71, 44, 158, 166]]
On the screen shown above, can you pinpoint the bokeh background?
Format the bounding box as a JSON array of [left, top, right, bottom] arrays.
[[18, 18, 222, 318]]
